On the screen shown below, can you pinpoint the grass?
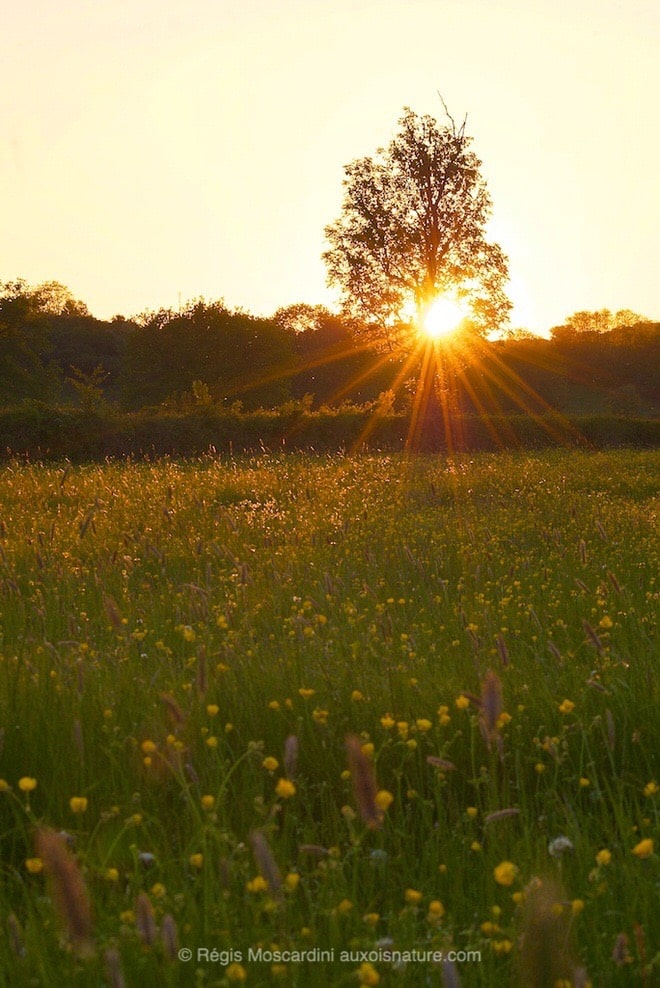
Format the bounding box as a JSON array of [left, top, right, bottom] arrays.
[[0, 450, 657, 986]]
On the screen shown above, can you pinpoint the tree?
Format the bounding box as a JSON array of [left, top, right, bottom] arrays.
[[323, 106, 511, 350]]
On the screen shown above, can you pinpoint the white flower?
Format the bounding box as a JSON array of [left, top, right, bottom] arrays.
[[548, 835, 574, 858]]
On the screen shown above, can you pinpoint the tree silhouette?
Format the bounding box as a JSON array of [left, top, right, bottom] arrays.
[[324, 105, 511, 351]]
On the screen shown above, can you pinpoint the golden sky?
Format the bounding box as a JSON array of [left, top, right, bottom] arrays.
[[1, 0, 658, 333]]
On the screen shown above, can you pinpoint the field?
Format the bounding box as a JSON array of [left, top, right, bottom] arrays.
[[0, 450, 657, 987]]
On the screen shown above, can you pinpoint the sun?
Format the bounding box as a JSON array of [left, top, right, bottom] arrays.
[[421, 296, 467, 340]]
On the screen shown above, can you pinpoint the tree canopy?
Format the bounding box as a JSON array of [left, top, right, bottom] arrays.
[[323, 107, 511, 350]]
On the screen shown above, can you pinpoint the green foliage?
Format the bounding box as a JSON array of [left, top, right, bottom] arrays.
[[0, 452, 657, 985]]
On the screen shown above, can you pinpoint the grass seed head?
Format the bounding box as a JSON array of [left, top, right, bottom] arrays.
[[346, 734, 381, 829], [250, 830, 283, 901], [35, 828, 92, 952]]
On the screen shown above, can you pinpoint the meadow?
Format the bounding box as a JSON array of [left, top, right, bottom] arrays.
[[0, 450, 657, 987]]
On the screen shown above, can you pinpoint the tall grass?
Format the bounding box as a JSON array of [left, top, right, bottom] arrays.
[[0, 451, 657, 985]]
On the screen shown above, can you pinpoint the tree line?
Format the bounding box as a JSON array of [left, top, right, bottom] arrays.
[[0, 278, 658, 418]]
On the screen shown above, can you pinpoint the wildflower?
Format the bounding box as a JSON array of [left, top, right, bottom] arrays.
[[643, 781, 658, 797], [18, 777, 37, 793], [226, 962, 247, 982], [571, 899, 585, 915], [26, 858, 44, 874], [363, 912, 380, 927], [205, 736, 218, 748], [548, 836, 574, 858], [471, 841, 483, 852], [351, 690, 364, 702], [631, 838, 654, 859], [181, 625, 196, 642], [494, 861, 518, 886], [380, 714, 395, 729], [105, 868, 119, 882], [262, 757, 279, 772], [312, 707, 329, 725], [455, 695, 470, 710], [558, 699, 575, 715], [206, 704, 219, 717], [595, 849, 611, 866], [150, 882, 166, 899], [189, 853, 204, 869], [284, 872, 300, 892], [579, 777, 590, 788], [427, 900, 445, 921], [357, 961, 380, 985], [404, 888, 423, 905], [416, 718, 432, 732], [374, 790, 394, 812], [246, 875, 269, 893], [0, 779, 9, 792], [268, 700, 280, 711], [200, 795, 215, 810], [69, 797, 88, 814], [466, 806, 478, 819], [298, 688, 315, 699], [337, 898, 353, 915], [275, 778, 296, 799], [361, 742, 374, 757]]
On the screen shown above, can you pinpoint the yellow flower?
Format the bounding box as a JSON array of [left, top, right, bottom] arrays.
[[357, 961, 380, 986], [246, 875, 269, 893], [18, 777, 37, 793], [427, 900, 445, 921], [69, 796, 88, 814], [466, 806, 478, 819], [455, 695, 470, 710], [558, 699, 575, 714], [25, 858, 43, 874], [0, 779, 9, 792], [262, 757, 279, 772], [226, 963, 247, 982], [494, 861, 518, 886], [363, 912, 380, 927], [206, 704, 219, 717], [200, 795, 215, 810], [416, 718, 432, 732], [643, 781, 658, 797], [595, 849, 611, 866], [632, 838, 654, 859], [151, 882, 166, 899], [105, 868, 119, 882], [189, 853, 204, 869], [140, 739, 157, 754], [298, 688, 315, 699], [598, 615, 613, 629], [284, 872, 300, 892], [206, 736, 218, 748], [579, 777, 590, 788], [268, 700, 280, 711], [312, 707, 329, 725], [275, 778, 296, 799], [396, 721, 409, 739], [404, 888, 423, 905], [380, 714, 395, 729], [571, 899, 585, 915], [337, 898, 353, 915], [181, 625, 196, 642], [471, 841, 483, 852], [491, 939, 513, 955], [374, 790, 394, 812], [351, 690, 364, 702]]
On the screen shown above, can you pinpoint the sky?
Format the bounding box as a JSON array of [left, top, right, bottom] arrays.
[[1, 0, 658, 334]]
